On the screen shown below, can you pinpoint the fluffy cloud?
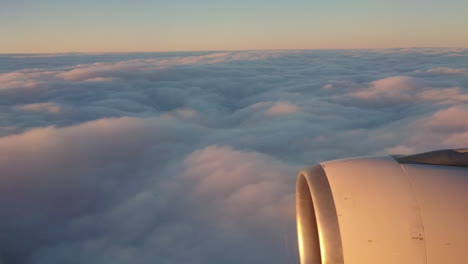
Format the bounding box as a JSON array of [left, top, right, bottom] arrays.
[[350, 76, 422, 101], [378, 105, 468, 154], [0, 117, 295, 264], [265, 101, 300, 116], [329, 75, 468, 108], [14, 102, 64, 114], [420, 106, 468, 131], [426, 67, 468, 76], [0, 117, 205, 262], [0, 48, 467, 263]]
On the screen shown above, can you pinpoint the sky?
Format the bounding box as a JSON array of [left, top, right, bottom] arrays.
[[1, 0, 468, 53], [0, 48, 467, 263]]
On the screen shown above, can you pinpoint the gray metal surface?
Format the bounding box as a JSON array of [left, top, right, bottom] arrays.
[[396, 149, 468, 167]]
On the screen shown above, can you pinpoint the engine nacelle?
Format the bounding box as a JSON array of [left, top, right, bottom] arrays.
[[296, 149, 468, 264]]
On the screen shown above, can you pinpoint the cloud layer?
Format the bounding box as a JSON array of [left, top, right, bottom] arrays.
[[0, 48, 467, 263]]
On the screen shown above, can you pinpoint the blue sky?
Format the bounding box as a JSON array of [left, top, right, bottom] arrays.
[[1, 0, 468, 53]]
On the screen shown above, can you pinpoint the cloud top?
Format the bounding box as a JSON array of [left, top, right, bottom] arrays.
[[0, 49, 467, 264], [265, 101, 300, 116]]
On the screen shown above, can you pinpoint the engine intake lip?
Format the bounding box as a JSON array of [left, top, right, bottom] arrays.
[[296, 164, 344, 264]]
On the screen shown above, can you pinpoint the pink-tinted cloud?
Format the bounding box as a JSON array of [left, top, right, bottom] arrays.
[[419, 106, 468, 132], [351, 76, 422, 101], [418, 87, 468, 104], [1, 51, 289, 86], [426, 67, 468, 75], [0, 69, 54, 90], [265, 102, 300, 116], [15, 102, 64, 114], [343, 76, 468, 106], [181, 145, 296, 233], [382, 106, 468, 154]]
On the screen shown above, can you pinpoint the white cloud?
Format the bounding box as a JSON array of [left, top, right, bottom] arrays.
[[377, 106, 468, 154], [334, 76, 468, 108], [351, 76, 421, 101], [0, 48, 467, 264], [182, 145, 295, 225]]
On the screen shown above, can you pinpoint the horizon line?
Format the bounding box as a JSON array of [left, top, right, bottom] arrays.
[[1, 46, 467, 55]]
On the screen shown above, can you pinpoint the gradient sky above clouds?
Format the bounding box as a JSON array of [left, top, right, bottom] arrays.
[[0, 48, 467, 263], [2, 0, 468, 53]]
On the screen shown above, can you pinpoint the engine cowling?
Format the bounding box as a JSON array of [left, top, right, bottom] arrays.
[[296, 149, 468, 264]]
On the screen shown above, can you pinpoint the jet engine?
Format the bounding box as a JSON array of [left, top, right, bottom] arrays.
[[296, 149, 468, 264]]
